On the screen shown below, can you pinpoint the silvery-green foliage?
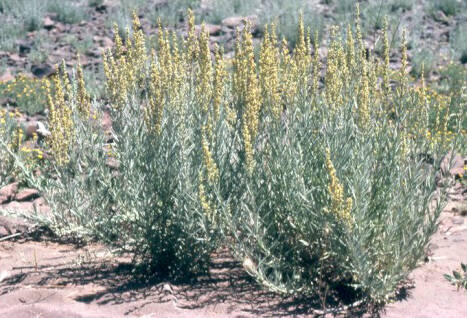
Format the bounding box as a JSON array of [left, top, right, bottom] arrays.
[[35, 81, 225, 279], [0, 112, 17, 187], [104, 92, 224, 278], [38, 108, 116, 241], [218, 97, 453, 306]]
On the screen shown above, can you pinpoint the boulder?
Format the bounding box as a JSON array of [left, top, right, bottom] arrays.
[[43, 16, 55, 30], [222, 15, 259, 30], [15, 188, 40, 202], [31, 63, 56, 78], [0, 182, 19, 201]]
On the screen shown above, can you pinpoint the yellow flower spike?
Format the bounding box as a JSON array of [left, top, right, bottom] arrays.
[[259, 23, 281, 118], [125, 26, 133, 59], [233, 27, 246, 105], [171, 31, 186, 105], [346, 24, 356, 74], [242, 119, 254, 174], [11, 123, 23, 152], [381, 17, 390, 102], [201, 128, 219, 184], [312, 30, 320, 99], [244, 26, 262, 139], [325, 148, 353, 227], [146, 50, 164, 134], [197, 23, 213, 115], [293, 12, 312, 90], [280, 37, 299, 106], [325, 26, 344, 109], [213, 44, 227, 121], [198, 173, 215, 224], [60, 60, 72, 100], [234, 22, 261, 141], [186, 9, 199, 62], [131, 11, 147, 77], [358, 58, 370, 129], [76, 55, 91, 118], [113, 23, 124, 58], [47, 74, 73, 165], [399, 29, 408, 94], [355, 3, 364, 62]]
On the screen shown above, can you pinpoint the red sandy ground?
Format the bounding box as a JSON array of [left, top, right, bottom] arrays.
[[0, 186, 466, 317]]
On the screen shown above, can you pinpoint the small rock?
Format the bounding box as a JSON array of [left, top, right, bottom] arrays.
[[106, 157, 120, 169], [0, 69, 14, 82], [0, 226, 9, 237], [433, 10, 449, 24], [195, 24, 222, 36], [25, 121, 39, 138], [93, 35, 113, 50], [452, 217, 464, 225], [162, 283, 173, 294], [440, 152, 464, 177], [0, 182, 19, 200], [33, 197, 45, 206], [15, 188, 40, 202], [1, 201, 34, 212], [18, 43, 32, 56], [95, 4, 108, 13], [86, 48, 101, 58], [0, 215, 31, 234], [0, 195, 8, 204], [222, 15, 258, 29], [102, 111, 112, 131], [8, 53, 22, 63], [43, 16, 55, 30], [31, 63, 56, 78], [0, 271, 10, 283], [36, 121, 51, 137], [25, 121, 50, 138]]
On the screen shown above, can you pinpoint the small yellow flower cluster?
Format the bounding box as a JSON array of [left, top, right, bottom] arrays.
[[2, 109, 22, 151], [0, 109, 5, 126], [0, 74, 48, 113], [325, 148, 353, 226], [0, 108, 43, 162], [20, 132, 44, 161], [10, 122, 23, 152]]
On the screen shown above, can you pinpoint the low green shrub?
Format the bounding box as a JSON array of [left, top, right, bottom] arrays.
[[0, 109, 18, 186], [46, 0, 86, 24], [445, 263, 467, 290]]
